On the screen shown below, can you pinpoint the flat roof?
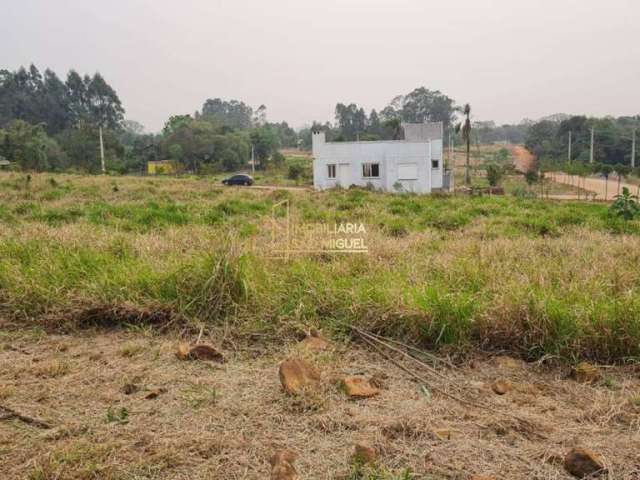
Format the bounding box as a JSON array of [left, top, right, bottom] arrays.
[[322, 139, 430, 146]]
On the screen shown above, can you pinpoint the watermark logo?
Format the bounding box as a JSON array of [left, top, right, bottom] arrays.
[[269, 199, 368, 259]]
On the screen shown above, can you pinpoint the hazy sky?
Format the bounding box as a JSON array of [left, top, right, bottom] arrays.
[[2, 0, 639, 132]]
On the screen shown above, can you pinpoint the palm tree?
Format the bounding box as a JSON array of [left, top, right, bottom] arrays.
[[456, 104, 472, 185]]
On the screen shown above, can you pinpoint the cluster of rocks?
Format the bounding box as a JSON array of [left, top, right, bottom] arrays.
[[278, 330, 381, 399], [274, 331, 385, 478], [173, 335, 609, 479]]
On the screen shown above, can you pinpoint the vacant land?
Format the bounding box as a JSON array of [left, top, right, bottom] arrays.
[[1, 172, 640, 359], [2, 328, 639, 479], [2, 172, 640, 479]]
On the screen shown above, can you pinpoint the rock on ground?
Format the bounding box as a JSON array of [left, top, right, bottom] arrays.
[[564, 447, 606, 478], [176, 343, 225, 363], [342, 377, 381, 398], [352, 444, 377, 465], [270, 450, 298, 480], [491, 379, 512, 395], [279, 359, 321, 395]]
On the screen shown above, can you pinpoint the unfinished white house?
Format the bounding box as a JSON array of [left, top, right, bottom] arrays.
[[312, 122, 451, 194]]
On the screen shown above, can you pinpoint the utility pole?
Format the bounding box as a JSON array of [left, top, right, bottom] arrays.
[[568, 131, 572, 163], [632, 128, 637, 169], [589, 127, 594, 164], [251, 144, 255, 175], [448, 129, 453, 168], [99, 126, 106, 174]]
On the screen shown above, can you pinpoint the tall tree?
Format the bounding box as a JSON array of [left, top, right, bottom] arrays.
[[250, 125, 280, 166], [201, 98, 253, 130], [85, 72, 124, 130], [40, 69, 70, 134], [384, 87, 457, 129], [253, 104, 267, 126], [456, 104, 472, 185], [0, 65, 124, 134], [368, 109, 382, 138], [334, 103, 367, 141]]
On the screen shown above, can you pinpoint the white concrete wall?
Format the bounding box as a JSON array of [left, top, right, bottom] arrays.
[[430, 139, 443, 189], [312, 131, 440, 193], [403, 122, 443, 142]]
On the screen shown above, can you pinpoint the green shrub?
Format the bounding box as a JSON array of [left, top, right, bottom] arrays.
[[287, 163, 303, 180], [486, 163, 503, 187], [610, 187, 640, 220]]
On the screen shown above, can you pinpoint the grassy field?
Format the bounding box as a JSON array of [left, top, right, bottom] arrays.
[[1, 171, 640, 361]]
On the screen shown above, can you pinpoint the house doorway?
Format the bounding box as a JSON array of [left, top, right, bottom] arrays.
[[338, 163, 350, 188]]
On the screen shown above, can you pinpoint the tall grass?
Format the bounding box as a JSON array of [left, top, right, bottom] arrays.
[[1, 172, 640, 361]]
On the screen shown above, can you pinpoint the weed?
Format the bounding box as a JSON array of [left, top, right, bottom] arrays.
[[383, 219, 409, 237], [602, 376, 620, 390], [105, 406, 129, 424], [33, 359, 70, 378], [182, 384, 218, 408], [118, 342, 146, 358]]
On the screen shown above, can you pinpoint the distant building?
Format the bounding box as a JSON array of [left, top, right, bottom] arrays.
[[147, 160, 179, 175], [312, 122, 451, 194]]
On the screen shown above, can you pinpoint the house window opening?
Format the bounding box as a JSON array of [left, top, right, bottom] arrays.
[[362, 163, 380, 178], [431, 159, 440, 169], [327, 164, 336, 179]]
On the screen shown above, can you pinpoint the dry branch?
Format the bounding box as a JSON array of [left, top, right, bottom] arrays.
[[0, 404, 52, 429]]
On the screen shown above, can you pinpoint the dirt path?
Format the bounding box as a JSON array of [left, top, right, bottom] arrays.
[[252, 184, 311, 192], [218, 184, 311, 192], [511, 146, 536, 173], [1, 329, 639, 479], [548, 172, 640, 201]]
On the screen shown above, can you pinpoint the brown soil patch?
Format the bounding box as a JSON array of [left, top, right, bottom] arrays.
[[1, 330, 639, 479], [511, 145, 536, 173]]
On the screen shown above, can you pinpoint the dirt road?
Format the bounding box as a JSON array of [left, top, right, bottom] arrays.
[[548, 172, 640, 201]]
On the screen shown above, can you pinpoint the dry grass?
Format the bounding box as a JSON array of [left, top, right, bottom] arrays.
[[1, 329, 639, 479]]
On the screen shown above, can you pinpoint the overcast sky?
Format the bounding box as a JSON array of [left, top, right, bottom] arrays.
[[2, 0, 639, 132]]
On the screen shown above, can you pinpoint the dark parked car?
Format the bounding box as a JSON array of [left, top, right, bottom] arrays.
[[222, 174, 254, 186]]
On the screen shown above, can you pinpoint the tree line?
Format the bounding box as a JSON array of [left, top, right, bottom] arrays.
[[525, 114, 639, 166], [0, 65, 298, 174], [3, 64, 637, 176], [300, 87, 458, 146], [0, 65, 125, 171]]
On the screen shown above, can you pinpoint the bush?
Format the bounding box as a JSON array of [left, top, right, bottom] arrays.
[[287, 163, 304, 180], [610, 187, 640, 220], [272, 151, 285, 166], [485, 163, 503, 187], [524, 170, 538, 186]]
